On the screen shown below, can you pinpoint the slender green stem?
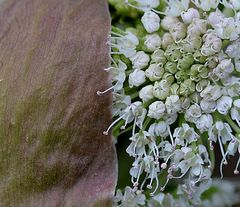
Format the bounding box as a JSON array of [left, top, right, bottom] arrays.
[[224, 115, 240, 134], [130, 92, 139, 100], [143, 117, 152, 130]]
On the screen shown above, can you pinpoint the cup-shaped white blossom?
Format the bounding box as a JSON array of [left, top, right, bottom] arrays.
[[188, 18, 207, 36], [208, 9, 225, 27]]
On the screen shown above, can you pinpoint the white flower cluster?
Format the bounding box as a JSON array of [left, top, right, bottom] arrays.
[[103, 0, 240, 206]]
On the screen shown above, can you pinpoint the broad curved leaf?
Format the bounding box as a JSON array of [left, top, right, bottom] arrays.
[[0, 0, 117, 206]]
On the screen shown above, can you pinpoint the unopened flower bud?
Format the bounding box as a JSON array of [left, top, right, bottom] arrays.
[[217, 96, 232, 115], [161, 33, 175, 50], [161, 163, 167, 169], [162, 73, 175, 84], [165, 62, 177, 74], [129, 69, 146, 87], [196, 114, 213, 132], [166, 95, 181, 114], [213, 59, 234, 79], [145, 63, 164, 81], [130, 51, 150, 69], [185, 104, 202, 123], [139, 85, 154, 102], [188, 18, 207, 36], [161, 16, 179, 31], [200, 99, 217, 113], [148, 101, 165, 119], [208, 9, 224, 28], [170, 22, 187, 42], [141, 11, 160, 33], [181, 8, 200, 24], [151, 49, 167, 64], [179, 79, 195, 96], [200, 85, 222, 101], [144, 34, 161, 52], [177, 53, 194, 70], [153, 80, 170, 100], [165, 44, 182, 62], [170, 83, 180, 95]]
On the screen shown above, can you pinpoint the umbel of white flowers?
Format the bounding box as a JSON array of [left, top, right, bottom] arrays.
[[100, 0, 240, 206]]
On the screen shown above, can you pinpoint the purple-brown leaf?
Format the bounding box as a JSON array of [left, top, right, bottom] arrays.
[[0, 0, 117, 206]]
